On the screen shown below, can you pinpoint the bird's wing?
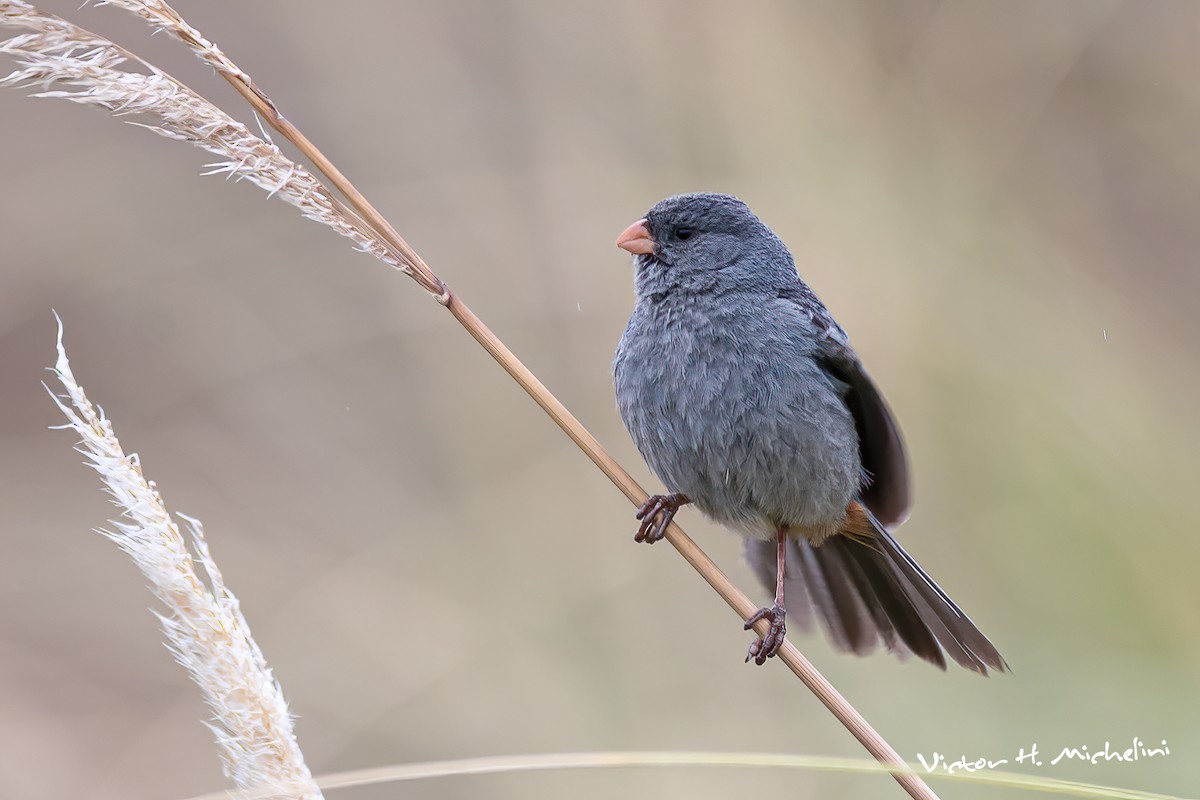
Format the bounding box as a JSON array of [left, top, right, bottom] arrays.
[[819, 340, 911, 529], [776, 283, 911, 529]]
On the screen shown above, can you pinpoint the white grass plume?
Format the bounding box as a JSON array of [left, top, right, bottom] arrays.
[[46, 316, 322, 800], [87, 0, 445, 298], [93, 0, 248, 82], [0, 0, 406, 275]]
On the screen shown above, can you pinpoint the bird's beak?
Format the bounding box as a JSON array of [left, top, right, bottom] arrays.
[[616, 219, 656, 255]]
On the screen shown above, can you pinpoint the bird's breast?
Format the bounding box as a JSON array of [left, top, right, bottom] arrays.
[[615, 294, 863, 535]]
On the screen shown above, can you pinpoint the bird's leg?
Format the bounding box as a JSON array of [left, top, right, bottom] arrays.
[[745, 527, 788, 665], [633, 493, 690, 543]]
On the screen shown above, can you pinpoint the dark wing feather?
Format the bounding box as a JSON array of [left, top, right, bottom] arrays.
[[775, 282, 910, 528], [819, 345, 911, 529]]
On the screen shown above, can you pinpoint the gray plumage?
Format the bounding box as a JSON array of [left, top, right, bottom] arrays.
[[613, 192, 1006, 673]]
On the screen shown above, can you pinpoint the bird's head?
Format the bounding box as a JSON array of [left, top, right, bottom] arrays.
[[616, 193, 793, 299]]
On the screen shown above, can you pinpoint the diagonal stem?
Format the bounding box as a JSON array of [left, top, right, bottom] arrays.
[[103, 6, 937, 797]]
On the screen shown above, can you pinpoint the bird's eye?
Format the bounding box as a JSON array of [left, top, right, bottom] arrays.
[[675, 227, 695, 241]]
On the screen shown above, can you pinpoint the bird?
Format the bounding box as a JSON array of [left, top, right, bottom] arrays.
[[612, 192, 1006, 672]]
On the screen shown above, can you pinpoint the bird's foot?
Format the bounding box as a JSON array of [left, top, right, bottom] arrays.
[[744, 604, 787, 665], [634, 493, 690, 543]]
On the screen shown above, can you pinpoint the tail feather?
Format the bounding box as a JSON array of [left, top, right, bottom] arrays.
[[806, 542, 878, 655], [871, 523, 1008, 673], [743, 507, 1007, 674], [830, 535, 943, 666]]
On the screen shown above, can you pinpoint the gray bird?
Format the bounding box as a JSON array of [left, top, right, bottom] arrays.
[[613, 192, 1006, 672]]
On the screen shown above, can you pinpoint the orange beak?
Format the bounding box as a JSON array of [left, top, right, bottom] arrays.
[[616, 218, 656, 255]]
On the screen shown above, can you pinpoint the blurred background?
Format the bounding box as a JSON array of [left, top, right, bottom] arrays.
[[2, 1, 1198, 798]]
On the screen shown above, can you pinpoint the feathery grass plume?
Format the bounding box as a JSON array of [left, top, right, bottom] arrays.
[[0, 0, 408, 277], [46, 318, 322, 800], [94, 0, 246, 80], [89, 0, 444, 296]]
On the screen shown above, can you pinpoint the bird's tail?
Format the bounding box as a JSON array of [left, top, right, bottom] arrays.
[[743, 504, 1007, 674]]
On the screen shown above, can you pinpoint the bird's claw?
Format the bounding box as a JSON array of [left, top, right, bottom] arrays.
[[744, 604, 787, 665], [634, 493, 689, 543]]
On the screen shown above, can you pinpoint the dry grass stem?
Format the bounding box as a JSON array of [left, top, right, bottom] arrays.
[[7, 1, 937, 797], [46, 318, 322, 800], [181, 751, 1190, 800]]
